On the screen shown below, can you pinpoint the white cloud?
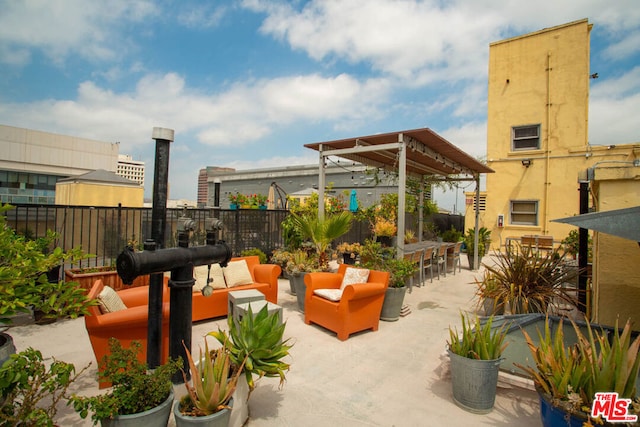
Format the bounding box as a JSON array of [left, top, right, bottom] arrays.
[[0, 0, 157, 65], [589, 67, 640, 145], [176, 4, 228, 29]]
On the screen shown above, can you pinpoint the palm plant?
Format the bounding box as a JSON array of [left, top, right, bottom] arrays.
[[483, 244, 578, 314], [288, 211, 353, 270]]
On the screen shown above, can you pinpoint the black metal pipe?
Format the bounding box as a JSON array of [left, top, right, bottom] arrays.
[[578, 181, 589, 315], [148, 128, 173, 368], [116, 243, 232, 285], [144, 240, 162, 369]]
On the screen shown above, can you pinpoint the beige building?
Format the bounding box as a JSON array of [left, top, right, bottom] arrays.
[[55, 169, 144, 207], [466, 19, 640, 328]]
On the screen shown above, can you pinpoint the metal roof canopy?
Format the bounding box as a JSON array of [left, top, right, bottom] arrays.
[[552, 206, 640, 242], [304, 128, 494, 269]]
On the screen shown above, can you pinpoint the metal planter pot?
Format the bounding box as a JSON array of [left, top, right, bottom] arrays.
[[448, 350, 501, 414], [173, 398, 233, 427], [100, 390, 174, 427], [380, 286, 407, 322]]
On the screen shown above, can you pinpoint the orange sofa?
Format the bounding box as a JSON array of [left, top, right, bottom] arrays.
[[304, 264, 390, 341], [187, 256, 280, 322], [84, 278, 171, 387]]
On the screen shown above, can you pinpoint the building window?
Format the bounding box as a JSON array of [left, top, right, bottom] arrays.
[[512, 124, 540, 151], [510, 200, 538, 225]]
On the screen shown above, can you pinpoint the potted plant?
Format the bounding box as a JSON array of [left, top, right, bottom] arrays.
[[378, 257, 418, 321], [70, 338, 182, 426], [372, 217, 397, 247], [0, 347, 88, 426], [0, 204, 93, 327], [560, 229, 593, 261], [174, 339, 246, 426], [289, 211, 353, 271], [473, 271, 504, 316], [482, 245, 578, 314], [447, 313, 508, 414], [517, 317, 640, 426], [441, 226, 462, 243], [336, 242, 362, 265], [463, 232, 485, 268], [283, 249, 317, 308], [209, 304, 293, 427]]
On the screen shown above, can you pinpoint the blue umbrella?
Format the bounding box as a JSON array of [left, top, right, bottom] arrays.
[[349, 189, 358, 212]]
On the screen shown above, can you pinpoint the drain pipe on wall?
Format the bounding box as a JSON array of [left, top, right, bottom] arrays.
[[543, 51, 552, 234]]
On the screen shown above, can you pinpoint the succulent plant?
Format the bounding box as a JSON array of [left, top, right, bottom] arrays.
[[208, 304, 292, 391], [178, 340, 245, 416]]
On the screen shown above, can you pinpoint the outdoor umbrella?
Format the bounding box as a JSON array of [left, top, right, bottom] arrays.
[[267, 184, 276, 210], [349, 189, 358, 212], [552, 206, 640, 242]]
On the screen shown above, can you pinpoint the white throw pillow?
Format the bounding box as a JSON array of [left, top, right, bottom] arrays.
[[97, 286, 127, 313], [314, 288, 343, 302], [223, 260, 254, 288], [193, 264, 226, 291], [340, 267, 370, 290]]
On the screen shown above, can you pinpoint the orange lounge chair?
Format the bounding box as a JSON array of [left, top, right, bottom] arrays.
[[304, 264, 390, 341]]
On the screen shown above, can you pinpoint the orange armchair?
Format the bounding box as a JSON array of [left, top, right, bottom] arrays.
[[84, 279, 170, 387], [304, 264, 390, 341]]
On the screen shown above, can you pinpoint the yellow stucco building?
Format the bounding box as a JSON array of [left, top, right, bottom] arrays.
[[55, 169, 144, 207], [465, 19, 640, 328]]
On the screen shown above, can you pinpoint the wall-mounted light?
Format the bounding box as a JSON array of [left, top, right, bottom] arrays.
[[521, 159, 532, 167]]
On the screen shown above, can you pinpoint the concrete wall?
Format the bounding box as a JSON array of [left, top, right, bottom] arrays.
[[0, 124, 118, 176]]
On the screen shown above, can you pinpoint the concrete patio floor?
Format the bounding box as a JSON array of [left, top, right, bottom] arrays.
[[7, 257, 542, 426]]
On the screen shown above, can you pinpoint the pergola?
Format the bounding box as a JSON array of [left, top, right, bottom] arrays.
[[304, 128, 494, 269]]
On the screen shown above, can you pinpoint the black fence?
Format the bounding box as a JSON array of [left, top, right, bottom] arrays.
[[3, 203, 464, 268]]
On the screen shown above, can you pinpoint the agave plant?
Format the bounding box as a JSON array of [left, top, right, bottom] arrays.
[[518, 317, 640, 418], [178, 340, 246, 417], [483, 244, 578, 314], [447, 313, 508, 360], [209, 304, 293, 392]]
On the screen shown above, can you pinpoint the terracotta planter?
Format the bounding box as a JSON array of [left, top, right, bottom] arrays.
[[65, 267, 150, 292]]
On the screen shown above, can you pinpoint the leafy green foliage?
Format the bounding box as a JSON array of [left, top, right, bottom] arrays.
[[240, 248, 267, 264], [482, 245, 578, 314], [448, 313, 508, 360], [209, 305, 293, 392], [0, 347, 88, 426], [70, 339, 182, 424], [178, 340, 245, 417], [518, 317, 640, 417], [288, 211, 353, 270], [359, 239, 417, 288], [0, 204, 93, 324]]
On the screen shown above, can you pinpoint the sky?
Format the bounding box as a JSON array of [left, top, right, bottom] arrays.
[[1, 0, 639, 212]]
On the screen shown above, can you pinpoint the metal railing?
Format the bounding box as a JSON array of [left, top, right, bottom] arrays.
[[2, 204, 288, 269], [3, 203, 464, 268]]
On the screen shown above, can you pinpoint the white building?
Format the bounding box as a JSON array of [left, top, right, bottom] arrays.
[[117, 154, 145, 186]]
